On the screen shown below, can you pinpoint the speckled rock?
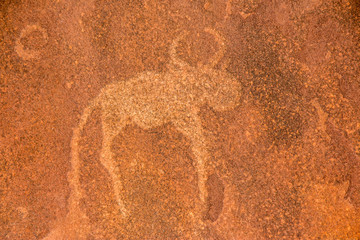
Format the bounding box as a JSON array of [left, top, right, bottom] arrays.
[[1, 0, 359, 239]]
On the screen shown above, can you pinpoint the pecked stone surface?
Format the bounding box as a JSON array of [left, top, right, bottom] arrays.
[[1, 0, 360, 239]]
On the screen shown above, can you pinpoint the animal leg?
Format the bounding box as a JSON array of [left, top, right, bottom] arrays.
[[100, 117, 128, 217], [191, 130, 208, 206], [173, 113, 209, 209]]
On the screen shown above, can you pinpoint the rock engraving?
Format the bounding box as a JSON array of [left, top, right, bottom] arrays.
[[45, 28, 241, 239], [15, 24, 48, 60]]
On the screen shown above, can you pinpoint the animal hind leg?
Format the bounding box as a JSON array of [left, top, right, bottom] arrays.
[[100, 117, 129, 217]]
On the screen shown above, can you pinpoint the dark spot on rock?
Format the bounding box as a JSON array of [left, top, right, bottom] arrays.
[[205, 173, 224, 222], [338, 74, 360, 112], [236, 25, 306, 147], [326, 121, 360, 209]]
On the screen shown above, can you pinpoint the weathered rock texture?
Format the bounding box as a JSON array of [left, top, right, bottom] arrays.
[[1, 0, 360, 239]]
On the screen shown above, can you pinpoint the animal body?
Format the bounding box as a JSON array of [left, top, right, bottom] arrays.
[[45, 28, 241, 239]]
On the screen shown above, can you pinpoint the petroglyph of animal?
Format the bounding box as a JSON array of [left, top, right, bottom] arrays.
[[71, 27, 241, 215], [15, 24, 48, 60], [44, 28, 241, 239]]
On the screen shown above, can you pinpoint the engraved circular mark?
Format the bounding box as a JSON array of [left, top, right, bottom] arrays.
[[16, 206, 28, 219], [15, 24, 48, 60]]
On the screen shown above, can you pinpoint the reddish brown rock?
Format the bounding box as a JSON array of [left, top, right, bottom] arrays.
[[1, 0, 360, 239]]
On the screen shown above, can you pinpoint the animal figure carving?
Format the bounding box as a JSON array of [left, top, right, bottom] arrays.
[[44, 28, 241, 239]]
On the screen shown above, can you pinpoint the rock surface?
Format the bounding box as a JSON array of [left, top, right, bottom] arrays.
[[1, 0, 360, 239]]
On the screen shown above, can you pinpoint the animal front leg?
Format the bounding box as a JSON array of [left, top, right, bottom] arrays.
[[173, 113, 209, 210], [191, 133, 208, 205]]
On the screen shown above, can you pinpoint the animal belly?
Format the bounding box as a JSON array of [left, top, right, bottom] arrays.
[[128, 102, 168, 129]]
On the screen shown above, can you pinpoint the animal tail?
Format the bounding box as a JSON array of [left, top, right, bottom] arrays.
[[67, 97, 100, 216], [42, 97, 101, 240]]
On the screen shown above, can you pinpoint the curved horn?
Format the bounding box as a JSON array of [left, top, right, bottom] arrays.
[[169, 31, 189, 67], [204, 28, 226, 68]]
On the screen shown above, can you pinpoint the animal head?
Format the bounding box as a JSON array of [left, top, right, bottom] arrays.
[[201, 67, 242, 111], [169, 28, 241, 111]]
